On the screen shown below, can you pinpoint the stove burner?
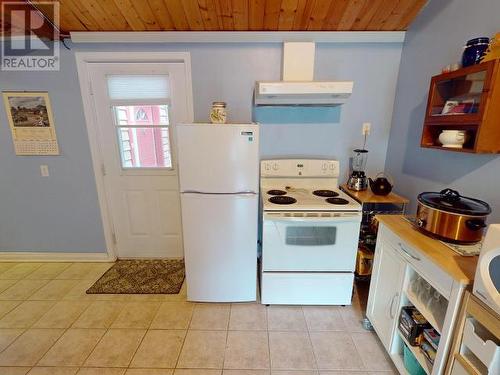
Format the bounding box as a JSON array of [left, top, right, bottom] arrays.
[[269, 196, 297, 205], [267, 189, 287, 196], [326, 197, 350, 205], [313, 190, 339, 198]]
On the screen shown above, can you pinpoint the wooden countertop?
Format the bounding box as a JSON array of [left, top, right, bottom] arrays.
[[341, 184, 409, 204], [376, 215, 478, 285]]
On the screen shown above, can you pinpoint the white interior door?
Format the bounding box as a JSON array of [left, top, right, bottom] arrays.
[[88, 62, 191, 258]]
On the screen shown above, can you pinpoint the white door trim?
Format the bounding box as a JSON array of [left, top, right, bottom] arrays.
[[75, 51, 194, 260]]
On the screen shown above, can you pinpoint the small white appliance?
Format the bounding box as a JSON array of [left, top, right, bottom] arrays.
[[473, 224, 500, 314], [260, 159, 362, 305], [176, 123, 259, 302]]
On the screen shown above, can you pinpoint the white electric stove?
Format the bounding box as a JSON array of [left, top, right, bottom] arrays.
[[260, 159, 362, 305]]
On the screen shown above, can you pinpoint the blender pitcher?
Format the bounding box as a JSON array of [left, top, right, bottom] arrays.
[[347, 149, 369, 191]]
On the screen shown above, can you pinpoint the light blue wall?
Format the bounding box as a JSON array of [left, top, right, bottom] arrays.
[[385, 0, 500, 222], [0, 47, 106, 253], [0, 41, 403, 252], [259, 42, 403, 178]]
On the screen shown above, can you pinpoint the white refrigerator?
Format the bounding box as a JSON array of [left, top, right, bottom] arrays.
[[176, 123, 259, 302]]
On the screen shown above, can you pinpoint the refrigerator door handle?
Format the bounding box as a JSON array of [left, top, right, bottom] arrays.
[[182, 190, 257, 195]]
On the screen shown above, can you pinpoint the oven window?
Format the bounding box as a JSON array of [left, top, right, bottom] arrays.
[[285, 227, 337, 246]]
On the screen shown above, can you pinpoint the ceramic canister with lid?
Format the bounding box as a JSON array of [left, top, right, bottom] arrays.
[[462, 37, 490, 67]]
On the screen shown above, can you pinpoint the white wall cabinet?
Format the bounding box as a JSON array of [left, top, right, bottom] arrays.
[[367, 218, 475, 375]]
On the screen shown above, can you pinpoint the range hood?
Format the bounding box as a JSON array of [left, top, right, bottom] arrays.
[[254, 81, 353, 106], [255, 42, 353, 106]]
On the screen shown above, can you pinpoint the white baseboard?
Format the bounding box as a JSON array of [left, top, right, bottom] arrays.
[[0, 251, 116, 262]]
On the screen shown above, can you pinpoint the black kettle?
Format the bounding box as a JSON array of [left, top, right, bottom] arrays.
[[369, 173, 393, 196]]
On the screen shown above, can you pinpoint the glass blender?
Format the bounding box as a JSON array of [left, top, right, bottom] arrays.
[[347, 149, 369, 191]]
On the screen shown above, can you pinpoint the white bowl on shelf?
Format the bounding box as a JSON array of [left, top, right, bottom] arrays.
[[438, 130, 466, 148]]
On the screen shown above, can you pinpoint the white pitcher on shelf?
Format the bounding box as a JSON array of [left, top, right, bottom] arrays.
[[438, 130, 467, 148]]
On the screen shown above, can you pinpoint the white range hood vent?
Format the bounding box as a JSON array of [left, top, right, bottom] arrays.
[[255, 42, 353, 106], [255, 81, 353, 106]]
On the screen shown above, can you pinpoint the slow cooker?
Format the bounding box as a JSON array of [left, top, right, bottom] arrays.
[[416, 188, 491, 244]]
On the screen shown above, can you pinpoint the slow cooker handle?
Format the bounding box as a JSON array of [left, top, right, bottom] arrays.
[[440, 188, 461, 203], [417, 218, 426, 228], [465, 219, 487, 231]]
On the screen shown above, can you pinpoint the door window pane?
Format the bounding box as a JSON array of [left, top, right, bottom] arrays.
[[117, 127, 172, 168], [113, 105, 169, 126], [285, 227, 337, 246], [112, 104, 172, 169], [107, 72, 173, 169], [107, 75, 170, 100]]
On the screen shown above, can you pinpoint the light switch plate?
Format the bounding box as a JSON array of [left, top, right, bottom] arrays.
[[40, 165, 49, 177]]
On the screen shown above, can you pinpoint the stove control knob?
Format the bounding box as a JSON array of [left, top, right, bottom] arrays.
[[321, 163, 327, 170], [264, 163, 271, 171], [329, 163, 335, 170], [272, 163, 278, 171]]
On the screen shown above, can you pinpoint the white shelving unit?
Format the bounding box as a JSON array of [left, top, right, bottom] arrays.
[[389, 263, 456, 375], [398, 330, 433, 375], [447, 291, 500, 375], [405, 289, 443, 334], [366, 216, 476, 375]]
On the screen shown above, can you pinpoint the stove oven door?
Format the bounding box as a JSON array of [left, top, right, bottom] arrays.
[[262, 212, 361, 272]]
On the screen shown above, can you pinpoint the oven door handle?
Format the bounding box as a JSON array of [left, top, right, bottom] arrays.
[[264, 215, 361, 223]]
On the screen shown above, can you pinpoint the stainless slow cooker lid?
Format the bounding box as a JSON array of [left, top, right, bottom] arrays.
[[418, 188, 491, 216]]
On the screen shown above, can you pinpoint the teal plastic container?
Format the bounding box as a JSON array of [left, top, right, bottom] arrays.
[[403, 344, 427, 375]]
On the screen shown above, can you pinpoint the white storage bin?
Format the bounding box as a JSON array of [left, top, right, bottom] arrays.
[[461, 318, 500, 374]]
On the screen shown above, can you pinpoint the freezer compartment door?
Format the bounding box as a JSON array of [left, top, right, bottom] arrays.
[[181, 192, 258, 302], [176, 123, 259, 193]]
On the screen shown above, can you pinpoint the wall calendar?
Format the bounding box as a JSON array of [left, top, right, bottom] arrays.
[[2, 91, 60, 155]]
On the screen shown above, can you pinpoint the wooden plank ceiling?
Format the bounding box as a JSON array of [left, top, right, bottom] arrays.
[[28, 0, 428, 34]]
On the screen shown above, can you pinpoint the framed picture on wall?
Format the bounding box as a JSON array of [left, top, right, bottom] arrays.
[[2, 91, 59, 155]]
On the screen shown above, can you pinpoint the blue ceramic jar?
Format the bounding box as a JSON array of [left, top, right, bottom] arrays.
[[462, 37, 490, 67]]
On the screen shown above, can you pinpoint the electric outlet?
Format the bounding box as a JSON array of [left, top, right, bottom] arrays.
[[362, 122, 371, 136], [40, 165, 49, 177]]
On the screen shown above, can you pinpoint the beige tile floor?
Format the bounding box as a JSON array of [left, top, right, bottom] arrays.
[[0, 262, 397, 375]]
